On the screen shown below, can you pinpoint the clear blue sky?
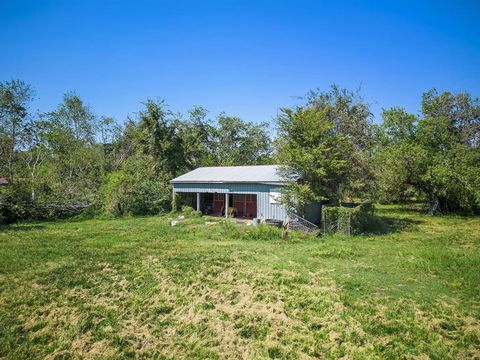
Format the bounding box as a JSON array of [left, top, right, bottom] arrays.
[[1, 0, 479, 124]]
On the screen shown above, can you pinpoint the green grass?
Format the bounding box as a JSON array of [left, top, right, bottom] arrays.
[[0, 205, 479, 359]]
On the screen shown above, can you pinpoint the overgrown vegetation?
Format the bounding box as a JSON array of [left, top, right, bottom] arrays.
[[0, 205, 479, 358], [275, 86, 479, 214], [375, 91, 480, 214], [276, 86, 375, 208], [321, 202, 376, 235], [0, 80, 273, 223], [1, 80, 479, 224]]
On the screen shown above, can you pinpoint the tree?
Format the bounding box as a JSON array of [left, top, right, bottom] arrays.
[[101, 154, 171, 216], [214, 114, 273, 166], [422, 89, 480, 147], [380, 107, 417, 143], [97, 116, 122, 174], [305, 86, 375, 199], [376, 90, 480, 213], [42, 93, 102, 200], [177, 106, 217, 168], [54, 92, 97, 143], [19, 119, 48, 202], [134, 99, 184, 177], [276, 105, 351, 209], [374, 108, 422, 202], [275, 86, 373, 208], [0, 80, 34, 183]]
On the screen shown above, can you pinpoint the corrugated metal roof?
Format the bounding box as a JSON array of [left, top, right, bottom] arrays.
[[171, 165, 285, 184]]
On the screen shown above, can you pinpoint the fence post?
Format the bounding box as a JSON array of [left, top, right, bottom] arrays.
[[321, 209, 325, 235], [347, 212, 351, 236]]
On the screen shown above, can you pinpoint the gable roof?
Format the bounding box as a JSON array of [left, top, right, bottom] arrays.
[[171, 165, 285, 184]]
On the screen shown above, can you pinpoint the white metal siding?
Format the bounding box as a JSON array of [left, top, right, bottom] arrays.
[[173, 182, 287, 221]]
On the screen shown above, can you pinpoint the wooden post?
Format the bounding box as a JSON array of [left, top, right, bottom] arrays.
[[225, 193, 229, 218], [196, 192, 200, 212], [281, 219, 289, 240], [172, 187, 177, 212]]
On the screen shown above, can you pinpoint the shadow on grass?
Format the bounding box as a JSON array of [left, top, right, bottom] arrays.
[[376, 204, 424, 215], [363, 216, 422, 235], [0, 224, 46, 232]]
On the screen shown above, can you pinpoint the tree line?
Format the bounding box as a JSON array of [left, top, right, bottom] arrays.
[[0, 80, 479, 223]]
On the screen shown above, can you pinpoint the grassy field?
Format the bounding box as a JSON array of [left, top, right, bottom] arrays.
[[0, 205, 479, 359]]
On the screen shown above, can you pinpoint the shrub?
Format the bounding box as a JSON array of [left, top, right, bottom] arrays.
[[181, 205, 201, 217], [243, 223, 282, 241], [181, 205, 194, 215], [0, 185, 36, 224], [72, 204, 101, 220], [0, 188, 18, 224], [171, 193, 181, 212], [321, 202, 376, 235], [0, 185, 88, 224], [100, 154, 171, 216]]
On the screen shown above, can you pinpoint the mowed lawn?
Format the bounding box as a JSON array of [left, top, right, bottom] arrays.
[[0, 206, 479, 359]]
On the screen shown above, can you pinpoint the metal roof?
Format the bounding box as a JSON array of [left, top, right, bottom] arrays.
[[171, 165, 286, 184]]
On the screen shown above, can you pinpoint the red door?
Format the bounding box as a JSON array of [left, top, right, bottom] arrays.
[[245, 194, 257, 218], [213, 193, 224, 215]]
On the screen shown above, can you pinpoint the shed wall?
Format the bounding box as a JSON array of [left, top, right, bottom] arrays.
[[173, 182, 287, 221]]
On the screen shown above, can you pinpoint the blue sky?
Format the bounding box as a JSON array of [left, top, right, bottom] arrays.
[[1, 0, 479, 125]]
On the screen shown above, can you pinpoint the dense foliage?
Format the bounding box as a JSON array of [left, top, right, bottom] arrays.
[[321, 202, 377, 235], [0, 79, 478, 223], [0, 80, 273, 223], [275, 86, 479, 215], [375, 90, 480, 213], [275, 86, 375, 209]]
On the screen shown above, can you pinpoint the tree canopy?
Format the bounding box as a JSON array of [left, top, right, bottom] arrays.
[[375, 90, 480, 213], [275, 86, 374, 208], [0, 87, 275, 222], [1, 80, 479, 223]]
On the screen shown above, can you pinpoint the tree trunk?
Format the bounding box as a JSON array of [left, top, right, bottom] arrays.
[[31, 172, 36, 202], [428, 196, 439, 215], [8, 122, 16, 183]]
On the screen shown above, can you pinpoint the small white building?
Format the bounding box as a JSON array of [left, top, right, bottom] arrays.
[[171, 165, 321, 224]]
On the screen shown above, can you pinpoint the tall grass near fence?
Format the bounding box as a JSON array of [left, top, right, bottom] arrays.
[[321, 202, 377, 235]]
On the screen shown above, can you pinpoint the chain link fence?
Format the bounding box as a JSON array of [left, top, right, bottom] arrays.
[[321, 202, 375, 236]]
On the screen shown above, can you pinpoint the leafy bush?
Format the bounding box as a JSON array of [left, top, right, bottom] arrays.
[[0, 185, 38, 224], [0, 185, 88, 224], [321, 202, 376, 235], [181, 205, 194, 215], [243, 223, 282, 241], [101, 154, 171, 216], [181, 205, 202, 217], [171, 193, 181, 212], [72, 203, 102, 221]]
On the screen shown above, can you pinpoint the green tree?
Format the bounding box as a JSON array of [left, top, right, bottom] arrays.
[[276, 105, 350, 209], [18, 119, 49, 202], [177, 106, 217, 168], [376, 90, 480, 213], [42, 93, 103, 200], [374, 108, 422, 202], [134, 99, 184, 177], [101, 154, 171, 216], [0, 80, 34, 183], [55, 92, 97, 143], [275, 86, 373, 208], [215, 114, 272, 166]]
